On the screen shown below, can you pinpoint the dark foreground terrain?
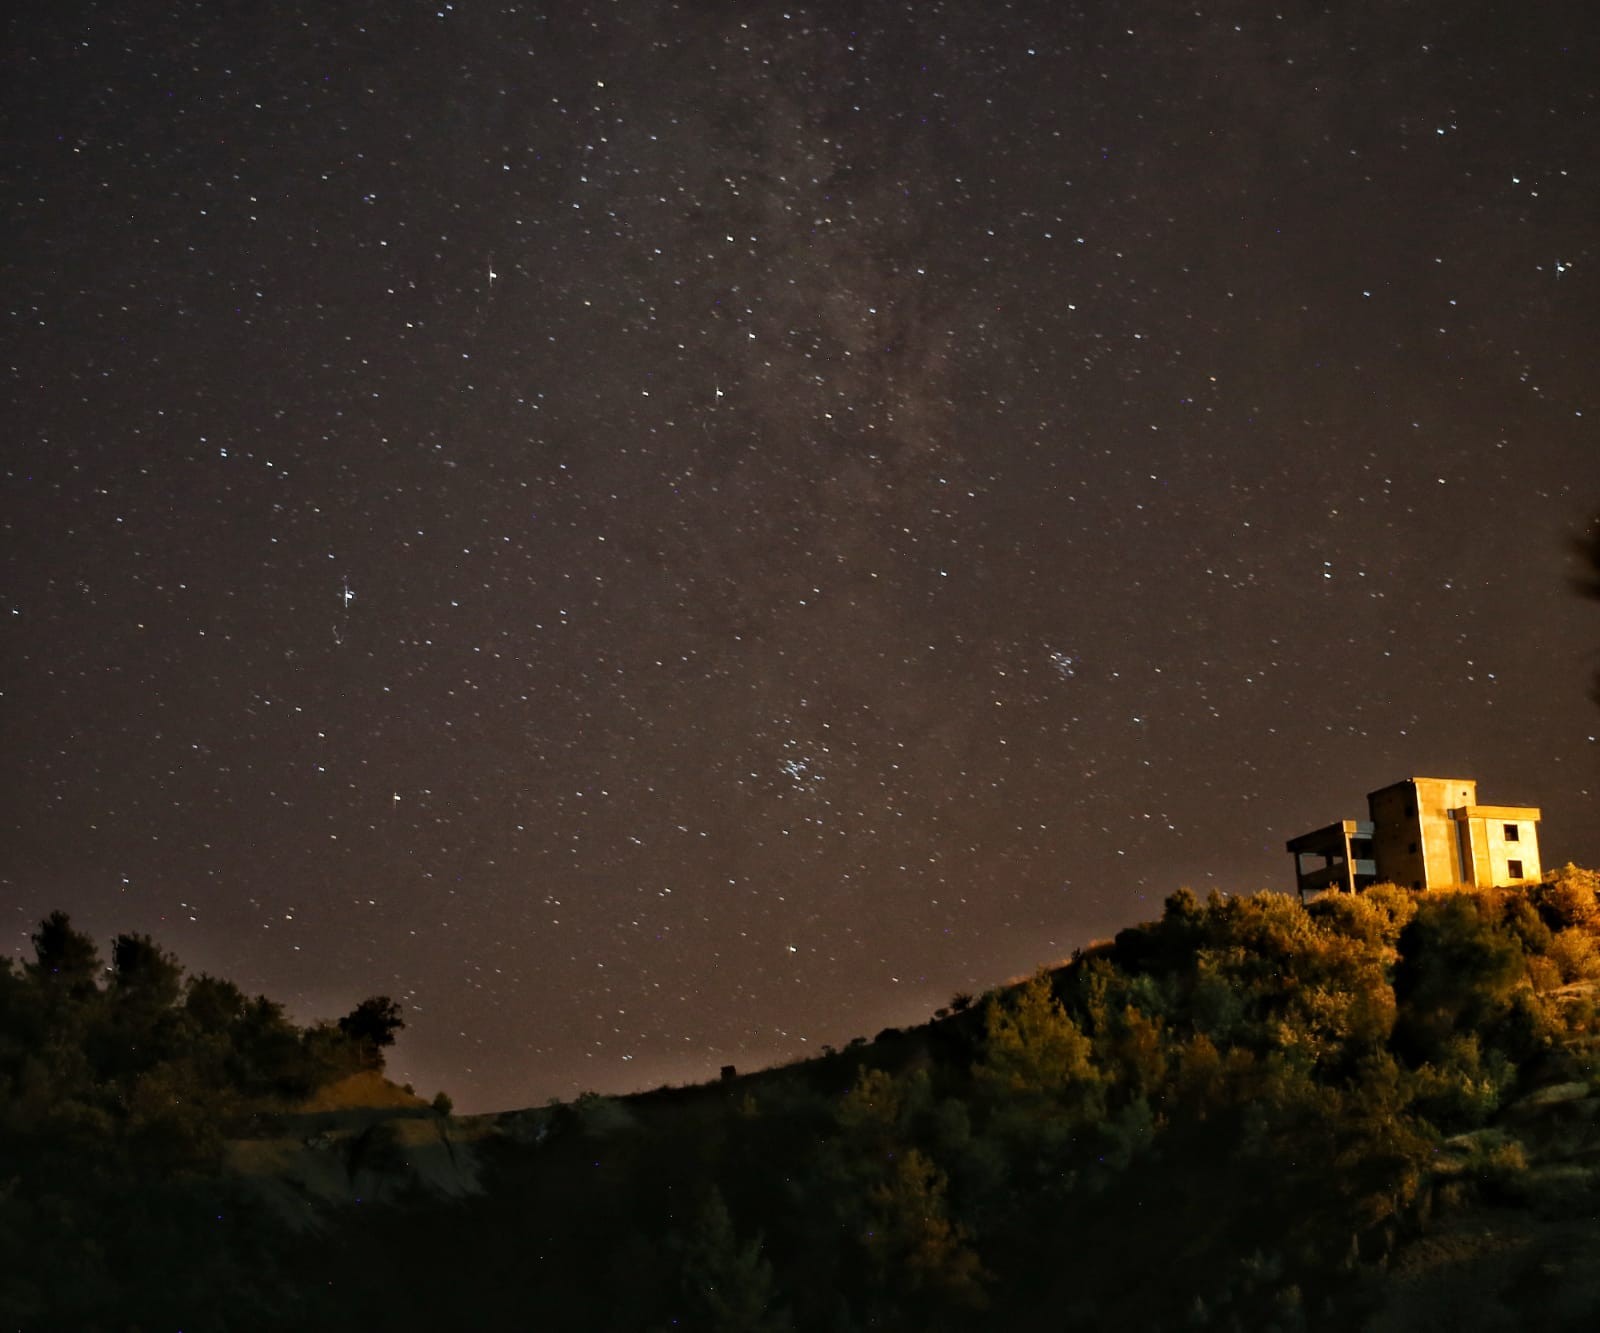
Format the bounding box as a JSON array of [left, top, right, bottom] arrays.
[[5, 867, 1600, 1330]]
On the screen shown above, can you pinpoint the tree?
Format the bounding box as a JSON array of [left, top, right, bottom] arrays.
[[1579, 512, 1600, 597], [1578, 511, 1600, 703], [975, 970, 1095, 1101], [1532, 863, 1600, 930], [674, 1189, 792, 1333], [1393, 894, 1524, 1059], [836, 1066, 904, 1142], [338, 995, 405, 1066], [94, 933, 187, 1085], [28, 911, 100, 993], [234, 994, 310, 1094], [863, 1149, 986, 1310], [110, 933, 183, 1010], [184, 974, 247, 1033]]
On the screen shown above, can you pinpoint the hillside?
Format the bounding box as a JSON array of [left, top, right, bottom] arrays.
[[5, 866, 1600, 1330]]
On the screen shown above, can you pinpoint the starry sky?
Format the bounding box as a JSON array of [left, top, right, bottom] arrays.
[[7, 0, 1597, 1112]]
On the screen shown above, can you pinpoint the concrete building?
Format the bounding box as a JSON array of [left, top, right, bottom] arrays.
[[1287, 777, 1542, 900]]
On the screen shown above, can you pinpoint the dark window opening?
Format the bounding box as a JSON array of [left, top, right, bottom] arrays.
[[1407, 841, 1418, 854], [1507, 859, 1524, 879], [1504, 824, 1520, 842]]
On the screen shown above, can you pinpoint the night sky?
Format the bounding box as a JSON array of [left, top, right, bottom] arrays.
[[7, 1, 1597, 1112]]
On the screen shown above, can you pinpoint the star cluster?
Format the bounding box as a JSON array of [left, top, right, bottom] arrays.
[[6, 1, 1596, 1110]]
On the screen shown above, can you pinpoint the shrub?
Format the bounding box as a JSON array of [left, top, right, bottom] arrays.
[[1395, 894, 1524, 1032], [1526, 954, 1564, 993], [1502, 895, 1553, 956], [1310, 886, 1412, 951], [1489, 989, 1563, 1064], [1473, 1138, 1531, 1202], [1548, 928, 1600, 983], [1410, 1036, 1514, 1128], [975, 972, 1096, 1101], [1532, 863, 1600, 929]]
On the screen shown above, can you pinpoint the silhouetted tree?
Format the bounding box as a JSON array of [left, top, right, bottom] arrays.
[[29, 911, 100, 992], [235, 994, 311, 1094], [1579, 511, 1600, 703], [183, 973, 247, 1033], [338, 995, 405, 1066], [110, 933, 183, 1009]]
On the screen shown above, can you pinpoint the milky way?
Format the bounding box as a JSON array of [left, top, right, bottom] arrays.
[[7, 1, 1596, 1110]]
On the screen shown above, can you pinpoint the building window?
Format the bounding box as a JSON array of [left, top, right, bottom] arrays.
[[1504, 824, 1519, 842], [1407, 841, 1418, 854], [1507, 859, 1524, 880]]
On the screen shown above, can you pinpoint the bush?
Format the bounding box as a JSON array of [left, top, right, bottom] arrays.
[[1473, 1138, 1531, 1202], [1548, 928, 1600, 983], [1532, 864, 1599, 929], [1410, 1036, 1513, 1128], [1310, 886, 1413, 950], [1502, 895, 1553, 956], [1489, 989, 1563, 1064], [1394, 893, 1525, 1050], [1526, 954, 1564, 993]]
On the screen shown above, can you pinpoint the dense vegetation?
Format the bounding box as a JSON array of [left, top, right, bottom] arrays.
[[5, 868, 1600, 1330], [0, 913, 404, 1326]]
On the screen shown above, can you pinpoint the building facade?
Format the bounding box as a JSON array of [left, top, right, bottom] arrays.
[[1287, 777, 1541, 900]]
